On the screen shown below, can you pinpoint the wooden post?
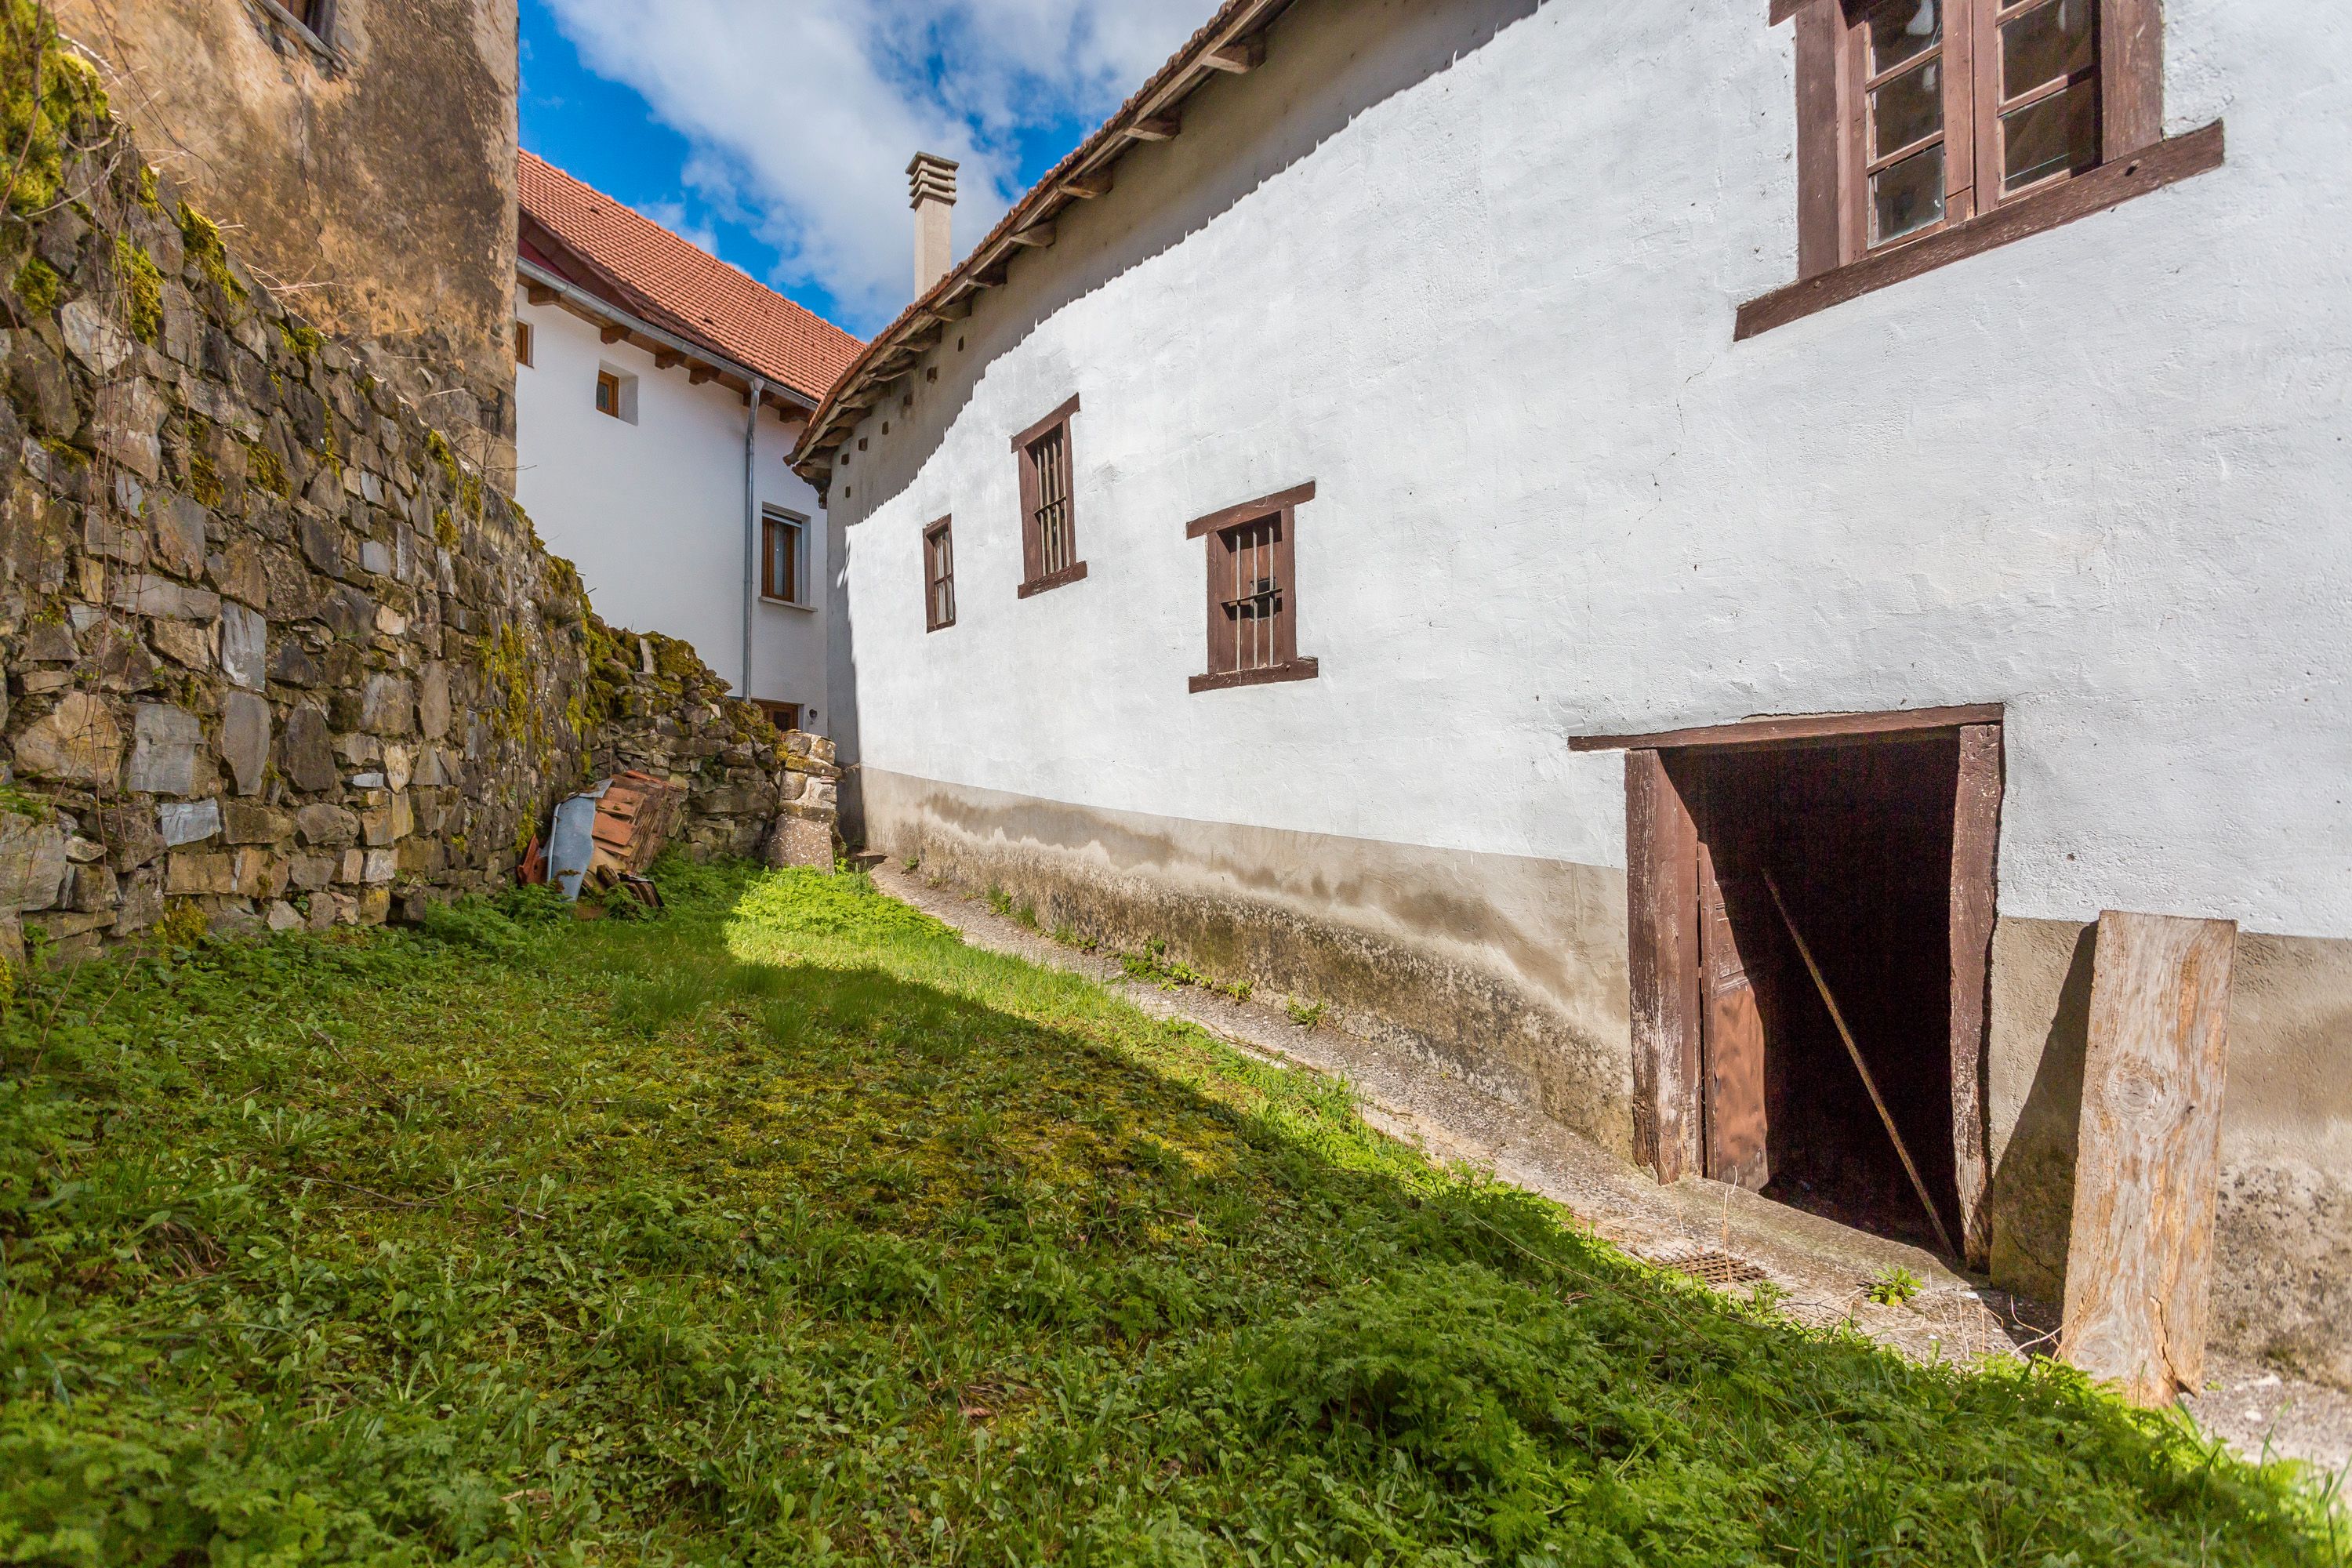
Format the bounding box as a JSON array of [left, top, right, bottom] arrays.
[[1948, 724, 2002, 1269], [2060, 911, 2238, 1406], [1625, 750, 1702, 1181]]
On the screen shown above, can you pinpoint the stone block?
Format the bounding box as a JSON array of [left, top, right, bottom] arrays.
[[764, 814, 833, 871], [20, 622, 78, 663], [17, 691, 123, 786], [289, 855, 337, 890], [337, 848, 365, 884], [231, 848, 287, 900], [148, 492, 208, 577], [82, 511, 146, 565], [111, 573, 220, 622], [59, 298, 130, 376], [361, 539, 392, 575], [127, 703, 204, 797], [382, 743, 412, 792], [221, 689, 270, 796], [0, 810, 71, 915], [299, 514, 340, 575], [158, 798, 224, 851], [220, 602, 267, 689], [416, 658, 452, 738], [223, 800, 292, 846], [100, 808, 165, 871], [278, 706, 338, 793], [361, 848, 396, 884], [296, 803, 358, 846], [357, 886, 392, 924], [268, 638, 325, 686], [92, 377, 168, 481], [211, 537, 268, 608], [112, 869, 162, 935], [165, 851, 236, 896], [336, 673, 413, 737], [149, 618, 211, 670], [266, 899, 303, 932], [65, 862, 118, 913]]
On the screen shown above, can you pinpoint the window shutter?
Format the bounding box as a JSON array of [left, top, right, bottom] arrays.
[[2100, 0, 2164, 158], [1792, 0, 1849, 278]]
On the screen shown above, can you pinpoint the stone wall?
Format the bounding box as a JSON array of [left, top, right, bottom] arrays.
[[0, 20, 831, 960]]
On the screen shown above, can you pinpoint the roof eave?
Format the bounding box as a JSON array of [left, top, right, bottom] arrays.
[[517, 256, 822, 415]]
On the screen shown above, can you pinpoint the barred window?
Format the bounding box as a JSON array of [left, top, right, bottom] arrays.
[[1186, 482, 1319, 694], [1011, 397, 1087, 597]]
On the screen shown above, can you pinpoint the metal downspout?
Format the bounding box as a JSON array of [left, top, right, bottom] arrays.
[[743, 376, 765, 699]]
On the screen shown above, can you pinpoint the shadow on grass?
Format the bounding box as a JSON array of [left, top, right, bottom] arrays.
[[0, 858, 2339, 1566]]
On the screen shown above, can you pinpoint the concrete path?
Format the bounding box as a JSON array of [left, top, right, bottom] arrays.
[[874, 864, 2352, 1481]]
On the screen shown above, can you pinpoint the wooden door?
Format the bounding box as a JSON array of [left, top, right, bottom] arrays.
[[1699, 841, 1770, 1191]]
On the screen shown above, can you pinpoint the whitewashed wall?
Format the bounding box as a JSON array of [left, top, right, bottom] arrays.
[[515, 287, 830, 729], [830, 0, 2352, 942]]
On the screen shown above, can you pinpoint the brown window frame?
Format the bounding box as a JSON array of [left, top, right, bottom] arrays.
[[1186, 481, 1319, 694], [922, 515, 956, 632], [1740, 0, 2221, 339], [760, 508, 808, 605], [1011, 395, 1087, 597], [594, 369, 622, 419], [514, 318, 534, 368], [753, 699, 803, 734]]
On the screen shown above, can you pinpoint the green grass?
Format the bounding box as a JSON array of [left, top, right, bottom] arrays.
[[0, 858, 2341, 1565]]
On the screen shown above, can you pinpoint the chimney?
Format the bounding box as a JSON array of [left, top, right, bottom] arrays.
[[907, 151, 959, 298]]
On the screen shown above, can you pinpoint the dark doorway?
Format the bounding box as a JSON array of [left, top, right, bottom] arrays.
[[1664, 735, 1962, 1253]]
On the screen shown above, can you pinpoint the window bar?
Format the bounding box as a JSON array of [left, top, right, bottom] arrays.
[[1221, 518, 1281, 673], [1032, 428, 1071, 576]]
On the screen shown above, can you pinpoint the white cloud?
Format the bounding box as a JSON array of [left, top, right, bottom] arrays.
[[633, 199, 721, 256], [540, 0, 1214, 332]]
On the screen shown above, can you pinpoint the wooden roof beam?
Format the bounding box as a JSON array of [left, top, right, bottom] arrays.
[[1010, 223, 1056, 248], [599, 324, 630, 344], [1124, 114, 1181, 142], [524, 281, 557, 305], [1205, 37, 1265, 72], [1064, 169, 1114, 198]]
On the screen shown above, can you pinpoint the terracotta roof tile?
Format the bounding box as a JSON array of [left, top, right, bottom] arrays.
[[518, 151, 862, 404]]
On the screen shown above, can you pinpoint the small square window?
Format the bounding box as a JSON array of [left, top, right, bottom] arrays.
[[514, 319, 533, 368], [761, 509, 808, 604], [594, 367, 637, 423], [923, 517, 956, 632]]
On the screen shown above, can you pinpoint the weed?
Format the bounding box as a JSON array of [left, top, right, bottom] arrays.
[[1868, 1264, 1926, 1307], [1286, 996, 1327, 1029], [985, 884, 1013, 917]]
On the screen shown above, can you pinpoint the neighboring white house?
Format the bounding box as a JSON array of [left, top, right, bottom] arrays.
[[514, 152, 861, 733], [797, 0, 2352, 1388]]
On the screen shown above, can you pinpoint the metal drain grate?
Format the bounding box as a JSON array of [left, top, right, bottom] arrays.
[[1668, 1250, 1770, 1288]]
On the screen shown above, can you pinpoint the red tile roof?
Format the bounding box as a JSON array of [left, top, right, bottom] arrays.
[[518, 151, 862, 405]]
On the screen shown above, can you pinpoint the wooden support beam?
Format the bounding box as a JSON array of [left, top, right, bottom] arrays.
[[1626, 750, 1703, 1183], [1205, 37, 1265, 72], [929, 295, 973, 321], [1064, 170, 1114, 199], [2061, 911, 2238, 1406], [1010, 223, 1056, 248], [688, 366, 718, 386], [599, 324, 630, 345], [1124, 114, 1181, 142], [524, 282, 557, 305], [653, 350, 684, 371]]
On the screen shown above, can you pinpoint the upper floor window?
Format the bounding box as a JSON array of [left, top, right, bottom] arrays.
[[923, 517, 956, 632], [1739, 0, 2222, 338], [1011, 396, 1086, 597], [762, 509, 808, 605], [1186, 482, 1319, 693], [514, 319, 534, 368], [594, 367, 637, 423]]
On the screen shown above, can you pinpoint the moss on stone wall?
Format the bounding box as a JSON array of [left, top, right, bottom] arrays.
[[0, 1, 108, 216], [114, 234, 162, 343]]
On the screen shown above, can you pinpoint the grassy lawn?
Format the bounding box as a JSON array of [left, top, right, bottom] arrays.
[[0, 859, 2340, 1565]]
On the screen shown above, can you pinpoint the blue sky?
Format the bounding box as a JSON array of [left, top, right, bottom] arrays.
[[519, 0, 1215, 337]]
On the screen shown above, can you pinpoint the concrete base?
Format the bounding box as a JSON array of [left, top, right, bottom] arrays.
[[859, 767, 1637, 1155]]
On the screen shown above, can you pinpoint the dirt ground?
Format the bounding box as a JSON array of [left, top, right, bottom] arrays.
[[873, 864, 2352, 1483]]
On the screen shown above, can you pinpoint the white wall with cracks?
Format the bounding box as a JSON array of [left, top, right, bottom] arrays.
[[826, 0, 2352, 942]]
